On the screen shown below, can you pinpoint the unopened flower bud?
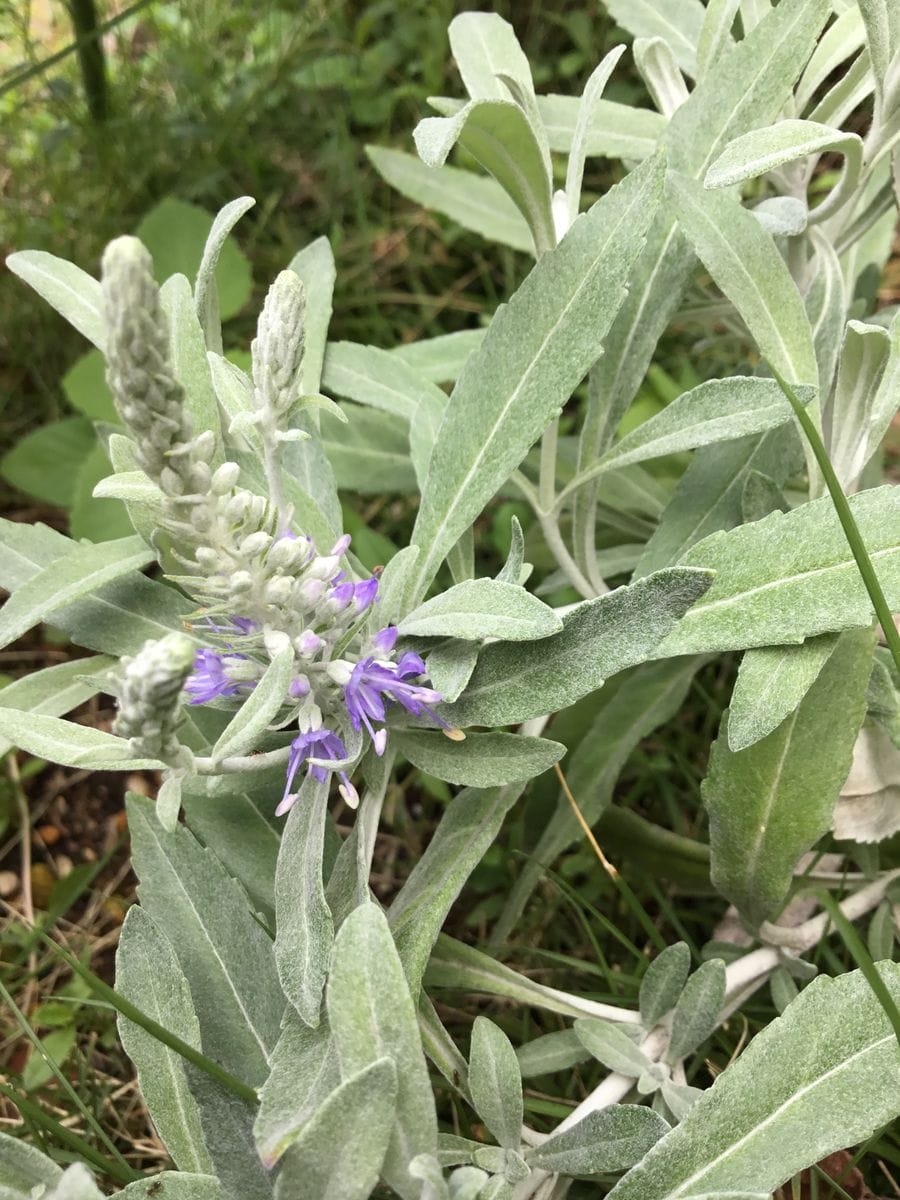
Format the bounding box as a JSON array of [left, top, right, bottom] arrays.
[[113, 633, 195, 761], [191, 429, 216, 463], [211, 462, 241, 494], [306, 554, 340, 581], [265, 576, 294, 605], [239, 531, 273, 559], [230, 570, 254, 593]]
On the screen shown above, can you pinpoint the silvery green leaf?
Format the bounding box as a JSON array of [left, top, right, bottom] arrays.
[[497, 657, 701, 941], [795, 7, 865, 110], [115, 907, 212, 1174], [425, 640, 480, 704], [468, 1016, 523, 1150], [770, 966, 800, 1015], [471, 1147, 529, 1181], [808, 46, 874, 128], [274, 777, 333, 1028], [446, 1167, 489, 1199], [634, 38, 690, 116], [659, 1081, 704, 1122], [0, 709, 161, 771], [182, 786, 279, 919], [537, 93, 665, 159], [273, 1058, 397, 1200], [282, 415, 342, 539], [6, 250, 105, 350], [656, 488, 899, 655], [516, 1030, 591, 1078], [496, 515, 525, 585], [326, 903, 437, 1200], [229, 449, 336, 552], [186, 1071, 272, 1200], [858, 0, 900, 98], [414, 100, 554, 254], [366, 147, 532, 253], [111, 1176, 224, 1199], [478, 1177, 514, 1199], [321, 403, 417, 495], [212, 636, 293, 762], [603, 0, 705, 76], [667, 959, 726, 1061], [0, 518, 192, 657], [868, 901, 896, 960], [447, 527, 475, 586], [418, 992, 471, 1099], [668, 172, 817, 385], [377, 546, 420, 627], [0, 1131, 61, 1192], [606, 964, 900, 1200], [635, 428, 800, 578], [195, 196, 255, 353], [0, 656, 112, 756], [389, 329, 486, 385], [209, 353, 260, 452], [393, 730, 565, 787], [288, 236, 335, 396], [161, 274, 223, 466], [254, 1015, 339, 1167], [703, 630, 873, 927], [0, 533, 155, 652], [389, 785, 524, 992], [727, 634, 839, 752], [128, 794, 284, 1087], [155, 770, 185, 834], [410, 1152, 451, 1198], [826, 321, 891, 490], [638, 1062, 672, 1094], [705, 119, 863, 222], [640, 943, 692, 1028], [866, 308, 900, 471], [322, 340, 446, 422], [585, 377, 810, 481], [563, 46, 627, 224], [575, 1018, 652, 1076], [399, 579, 561, 642], [525, 1107, 669, 1174], [93, 469, 161, 507], [751, 196, 808, 236], [39, 1165, 103, 1200], [445, 568, 711, 728], [409, 151, 665, 600], [696, 0, 740, 75], [448, 12, 533, 101]]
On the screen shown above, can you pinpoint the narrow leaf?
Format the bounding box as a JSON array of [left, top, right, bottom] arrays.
[[254, 1015, 339, 1168], [288, 236, 336, 396], [399, 579, 561, 642], [0, 709, 161, 771], [667, 959, 726, 1060], [727, 635, 839, 752], [7, 250, 105, 350], [194, 197, 255, 353], [393, 730, 564, 787], [574, 1018, 651, 1076], [640, 943, 692, 1028], [468, 1017, 523, 1149]]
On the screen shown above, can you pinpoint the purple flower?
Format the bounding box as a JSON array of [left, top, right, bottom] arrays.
[[184, 649, 246, 704], [277, 728, 358, 816], [344, 651, 443, 756], [353, 577, 379, 611]]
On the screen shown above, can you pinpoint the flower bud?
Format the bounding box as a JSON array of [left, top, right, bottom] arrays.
[[211, 462, 241, 494]]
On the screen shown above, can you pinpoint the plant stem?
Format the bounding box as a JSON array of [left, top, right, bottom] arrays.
[[512, 471, 595, 599], [67, 0, 108, 122], [770, 364, 900, 675]]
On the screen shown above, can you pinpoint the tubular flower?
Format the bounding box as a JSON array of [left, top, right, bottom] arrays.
[[277, 728, 358, 816], [343, 633, 445, 756], [184, 648, 249, 704]]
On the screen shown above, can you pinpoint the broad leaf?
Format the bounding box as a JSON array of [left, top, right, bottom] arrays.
[[536, 94, 665, 160], [640, 943, 692, 1028], [0, 1131, 61, 1192], [393, 729, 564, 787], [703, 629, 873, 926], [409, 152, 665, 600], [322, 340, 445, 421], [0, 417, 97, 507], [185, 1071, 273, 1200], [448, 11, 534, 100], [727, 635, 838, 752], [0, 656, 112, 757], [254, 1015, 339, 1168], [603, 0, 705, 76], [7, 250, 105, 350], [399, 579, 561, 642], [115, 908, 212, 1174], [606, 965, 900, 1200], [389, 329, 486, 385], [424, 640, 480, 703], [0, 709, 161, 771], [111, 1176, 224, 1199], [274, 1059, 398, 1200], [445, 568, 711, 728], [326, 903, 437, 1200], [274, 777, 333, 1027], [575, 1019, 651, 1076], [182, 787, 279, 920], [656, 488, 899, 655], [320, 404, 417, 495], [667, 959, 726, 1060], [128, 794, 284, 1087], [516, 1030, 591, 1078], [468, 1017, 523, 1149], [526, 1107, 669, 1174]]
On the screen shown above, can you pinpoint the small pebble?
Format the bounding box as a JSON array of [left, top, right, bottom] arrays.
[[0, 870, 19, 898]]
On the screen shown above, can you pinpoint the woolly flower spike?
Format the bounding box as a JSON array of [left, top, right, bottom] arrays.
[[113, 633, 196, 762], [252, 270, 306, 421], [277, 728, 359, 816], [344, 634, 445, 756]]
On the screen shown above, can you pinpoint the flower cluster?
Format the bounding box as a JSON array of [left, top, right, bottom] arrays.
[[184, 533, 445, 815]]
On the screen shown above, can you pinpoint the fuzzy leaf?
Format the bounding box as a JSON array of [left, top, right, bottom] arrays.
[[389, 329, 486, 385], [575, 1018, 651, 1076], [668, 959, 726, 1061], [0, 657, 112, 757], [194, 197, 255, 353], [526, 1107, 669, 1174], [727, 635, 839, 752], [111, 1176, 224, 1199], [640, 943, 692, 1028], [393, 729, 564, 787], [254, 1015, 339, 1168], [287, 235, 335, 396], [0, 709, 161, 771], [211, 636, 293, 762], [0, 1131, 61, 1192], [469, 1017, 523, 1149], [160, 274, 223, 467], [399, 579, 561, 642], [7, 250, 105, 350]]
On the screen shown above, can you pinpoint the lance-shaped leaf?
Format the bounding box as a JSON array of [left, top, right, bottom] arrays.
[[326, 903, 437, 1200], [115, 908, 212, 1174], [537, 93, 665, 159], [0, 1130, 62, 1192], [161, 275, 223, 467], [575, 1019, 651, 1076], [696, 0, 740, 75], [564, 46, 627, 223], [668, 172, 817, 385], [366, 147, 532, 253], [634, 38, 690, 117], [0, 656, 112, 756], [182, 787, 279, 920], [254, 1015, 340, 1168], [0, 709, 161, 771], [111, 1176, 224, 1199], [826, 320, 891, 491], [448, 11, 534, 100], [186, 1071, 273, 1200], [606, 964, 900, 1200], [274, 777, 333, 1027], [525, 1107, 669, 1175], [727, 635, 839, 752], [517, 1030, 592, 1078], [424, 640, 480, 704], [656, 488, 899, 655], [445, 568, 711, 728], [604, 0, 705, 77], [414, 100, 553, 254], [667, 959, 726, 1061], [322, 340, 445, 421], [703, 629, 873, 927], [194, 196, 255, 353], [399, 579, 561, 642], [389, 328, 486, 385], [640, 943, 692, 1028], [7, 250, 105, 350], [389, 784, 524, 992], [408, 152, 665, 601], [128, 794, 284, 1087], [273, 1058, 398, 1200], [705, 119, 863, 222], [211, 636, 293, 762], [796, 7, 866, 110], [393, 729, 564, 787], [0, 534, 155, 652], [320, 404, 417, 495], [469, 1017, 523, 1149], [288, 235, 335, 396]]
